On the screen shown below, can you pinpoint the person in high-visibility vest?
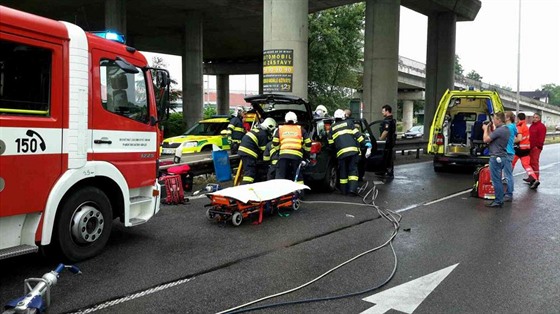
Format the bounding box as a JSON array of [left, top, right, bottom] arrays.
[[238, 117, 277, 184], [512, 113, 535, 183], [226, 107, 246, 154], [272, 111, 311, 184], [328, 109, 371, 195]]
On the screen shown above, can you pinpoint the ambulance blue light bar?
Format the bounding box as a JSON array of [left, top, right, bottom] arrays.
[[91, 31, 126, 44]]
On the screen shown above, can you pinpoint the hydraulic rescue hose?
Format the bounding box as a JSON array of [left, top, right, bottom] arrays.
[[217, 181, 402, 314]]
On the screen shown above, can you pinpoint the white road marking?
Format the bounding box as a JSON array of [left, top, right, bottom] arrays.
[[361, 264, 459, 314]]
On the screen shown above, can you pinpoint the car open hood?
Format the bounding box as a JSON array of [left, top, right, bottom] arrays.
[[244, 93, 313, 123]]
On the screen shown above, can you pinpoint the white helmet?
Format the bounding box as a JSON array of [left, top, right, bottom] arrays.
[[334, 109, 346, 120], [285, 111, 298, 123], [260, 117, 277, 132], [315, 105, 328, 115], [234, 107, 245, 116]]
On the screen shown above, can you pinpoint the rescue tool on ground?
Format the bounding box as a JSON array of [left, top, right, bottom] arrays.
[[3, 264, 82, 314], [0, 6, 171, 261]]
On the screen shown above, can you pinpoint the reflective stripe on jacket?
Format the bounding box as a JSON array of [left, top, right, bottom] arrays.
[[263, 141, 279, 165], [272, 124, 311, 159], [227, 116, 246, 142], [516, 120, 530, 150], [238, 128, 269, 159], [328, 120, 366, 159]]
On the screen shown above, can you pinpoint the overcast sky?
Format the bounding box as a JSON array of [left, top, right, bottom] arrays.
[[144, 0, 559, 93]]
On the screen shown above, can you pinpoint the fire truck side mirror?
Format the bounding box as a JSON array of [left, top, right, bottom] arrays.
[[155, 71, 169, 88]]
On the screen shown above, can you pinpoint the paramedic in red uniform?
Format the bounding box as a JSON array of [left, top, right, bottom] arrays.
[[272, 111, 311, 184], [512, 113, 535, 184], [528, 113, 546, 189]]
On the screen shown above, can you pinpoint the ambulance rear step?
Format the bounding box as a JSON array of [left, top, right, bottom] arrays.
[[0, 244, 38, 260]]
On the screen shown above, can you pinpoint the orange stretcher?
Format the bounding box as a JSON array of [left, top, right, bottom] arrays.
[[204, 179, 308, 226]]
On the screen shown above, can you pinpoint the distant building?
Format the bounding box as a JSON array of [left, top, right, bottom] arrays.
[[520, 90, 550, 103]]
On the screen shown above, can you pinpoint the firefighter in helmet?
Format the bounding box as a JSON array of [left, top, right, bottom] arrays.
[[314, 105, 328, 118], [272, 111, 311, 184], [226, 107, 246, 154], [328, 109, 371, 195], [238, 117, 277, 184]]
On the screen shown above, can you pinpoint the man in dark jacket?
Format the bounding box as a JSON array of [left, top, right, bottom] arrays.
[[379, 104, 396, 177], [238, 118, 277, 184], [329, 109, 371, 195], [227, 108, 246, 154]]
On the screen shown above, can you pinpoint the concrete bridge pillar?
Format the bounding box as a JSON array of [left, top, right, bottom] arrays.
[[263, 0, 308, 98], [217, 74, 230, 115], [398, 91, 424, 132], [424, 12, 456, 139], [182, 11, 204, 128], [362, 0, 401, 123], [105, 0, 126, 35]]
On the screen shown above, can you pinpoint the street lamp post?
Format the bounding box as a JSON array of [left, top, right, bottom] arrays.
[[516, 0, 521, 115]]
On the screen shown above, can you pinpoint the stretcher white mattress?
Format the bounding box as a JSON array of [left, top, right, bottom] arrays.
[[208, 179, 310, 203]]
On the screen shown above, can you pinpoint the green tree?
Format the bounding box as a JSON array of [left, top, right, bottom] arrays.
[[541, 83, 560, 106], [163, 112, 187, 138], [466, 70, 483, 82], [308, 3, 365, 113], [203, 106, 217, 119], [454, 55, 464, 76]]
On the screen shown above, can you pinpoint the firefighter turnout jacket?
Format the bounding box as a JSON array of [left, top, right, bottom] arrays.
[[272, 124, 311, 160], [227, 116, 246, 144], [238, 128, 269, 159], [263, 141, 279, 165], [328, 119, 368, 159]]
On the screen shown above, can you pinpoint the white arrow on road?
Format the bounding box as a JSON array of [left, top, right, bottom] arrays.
[[361, 263, 459, 314]]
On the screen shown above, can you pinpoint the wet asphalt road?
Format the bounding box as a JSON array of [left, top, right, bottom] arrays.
[[1, 144, 559, 314]]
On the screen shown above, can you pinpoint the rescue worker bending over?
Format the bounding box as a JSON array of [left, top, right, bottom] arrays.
[[273, 111, 311, 184], [227, 107, 246, 154], [238, 117, 277, 185], [328, 109, 371, 195], [263, 140, 279, 180]]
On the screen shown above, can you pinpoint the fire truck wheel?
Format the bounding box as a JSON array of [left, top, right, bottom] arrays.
[[54, 187, 113, 262], [231, 211, 243, 226]]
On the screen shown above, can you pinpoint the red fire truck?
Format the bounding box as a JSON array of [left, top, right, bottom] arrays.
[[0, 6, 170, 261]]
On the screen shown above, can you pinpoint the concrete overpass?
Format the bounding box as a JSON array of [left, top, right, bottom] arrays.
[[2, 0, 481, 129], [395, 56, 560, 130]]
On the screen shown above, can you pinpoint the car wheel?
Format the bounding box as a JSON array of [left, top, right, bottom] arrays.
[[433, 162, 447, 173], [317, 161, 337, 192], [52, 187, 113, 262]]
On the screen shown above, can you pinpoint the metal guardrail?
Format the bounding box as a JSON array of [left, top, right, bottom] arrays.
[[160, 140, 430, 177], [160, 133, 559, 177]]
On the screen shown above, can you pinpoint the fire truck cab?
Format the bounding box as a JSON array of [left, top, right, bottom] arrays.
[[0, 6, 170, 261]]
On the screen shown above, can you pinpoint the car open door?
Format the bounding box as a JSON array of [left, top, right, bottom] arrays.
[[363, 119, 387, 172]]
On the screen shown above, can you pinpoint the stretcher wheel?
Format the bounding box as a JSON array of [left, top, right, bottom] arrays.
[[206, 208, 215, 221], [231, 211, 243, 226], [292, 199, 301, 211]]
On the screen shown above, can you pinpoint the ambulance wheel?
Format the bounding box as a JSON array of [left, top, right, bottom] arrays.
[[231, 211, 243, 226], [292, 199, 301, 211], [206, 208, 216, 221], [53, 187, 113, 262]]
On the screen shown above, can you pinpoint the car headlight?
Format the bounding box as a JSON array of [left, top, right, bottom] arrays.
[[182, 141, 198, 148]]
